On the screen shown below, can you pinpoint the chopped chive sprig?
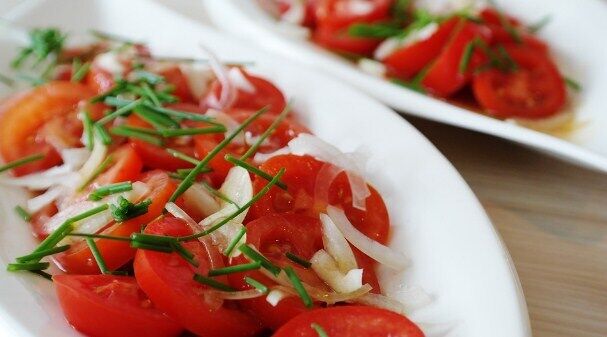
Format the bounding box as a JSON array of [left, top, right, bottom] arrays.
[[14, 205, 32, 222], [239, 244, 281, 276], [285, 266, 313, 308], [286, 252, 312, 269], [223, 227, 246, 256], [193, 274, 236, 292], [86, 238, 110, 274], [245, 276, 268, 294], [89, 182, 133, 201], [225, 154, 287, 190], [208, 261, 262, 276], [0, 153, 45, 174], [16, 244, 70, 263]]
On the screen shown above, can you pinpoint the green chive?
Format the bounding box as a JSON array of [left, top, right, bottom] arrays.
[[134, 105, 180, 130], [171, 242, 199, 267], [14, 205, 32, 222], [86, 238, 109, 274], [90, 80, 128, 103], [159, 126, 226, 138], [241, 103, 291, 160], [78, 155, 113, 191], [31, 270, 53, 281], [245, 276, 268, 293], [496, 7, 522, 43], [110, 197, 151, 222], [459, 39, 478, 73], [167, 148, 199, 165], [208, 261, 261, 276], [104, 96, 133, 108], [82, 110, 94, 150], [177, 168, 285, 240], [89, 182, 133, 201], [225, 154, 287, 190], [68, 232, 132, 242], [131, 232, 178, 245], [97, 99, 142, 125], [110, 125, 164, 146], [311, 323, 329, 337], [7, 262, 50, 271], [143, 104, 218, 122], [286, 252, 312, 269], [285, 266, 313, 308], [141, 82, 162, 106], [223, 227, 246, 257], [93, 123, 113, 145], [131, 241, 174, 253], [348, 23, 403, 38], [238, 244, 281, 276], [193, 274, 236, 292], [0, 153, 44, 174], [71, 59, 91, 82], [132, 70, 165, 85], [564, 77, 581, 91], [16, 244, 70, 263], [169, 106, 270, 202], [201, 182, 240, 209]]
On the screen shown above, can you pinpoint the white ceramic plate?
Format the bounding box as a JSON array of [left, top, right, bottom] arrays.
[[205, 0, 607, 172], [0, 1, 528, 336]]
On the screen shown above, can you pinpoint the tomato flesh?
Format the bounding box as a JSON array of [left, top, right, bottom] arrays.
[[54, 275, 182, 337], [134, 216, 263, 337], [273, 305, 425, 337]]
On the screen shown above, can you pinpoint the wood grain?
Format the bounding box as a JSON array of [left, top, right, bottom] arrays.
[[409, 116, 607, 337]]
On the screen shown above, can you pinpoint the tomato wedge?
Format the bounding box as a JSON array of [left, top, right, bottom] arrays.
[[421, 20, 491, 97], [479, 8, 547, 53], [384, 18, 459, 80], [273, 305, 424, 337], [86, 66, 115, 95], [228, 214, 325, 330], [472, 44, 566, 119], [55, 171, 176, 274], [0, 82, 93, 176], [158, 66, 193, 103], [134, 216, 263, 337], [54, 275, 182, 337]]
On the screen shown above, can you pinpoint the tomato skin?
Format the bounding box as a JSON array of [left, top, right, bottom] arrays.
[[472, 44, 566, 119], [312, 24, 384, 56], [249, 155, 390, 244], [55, 171, 176, 274], [479, 8, 548, 53], [421, 20, 492, 97], [93, 145, 144, 187], [204, 69, 287, 115], [86, 66, 115, 95], [315, 0, 393, 30], [227, 214, 325, 329], [0, 82, 94, 176], [273, 305, 424, 337], [134, 216, 263, 337], [54, 275, 182, 337], [158, 67, 193, 103], [384, 18, 459, 80]]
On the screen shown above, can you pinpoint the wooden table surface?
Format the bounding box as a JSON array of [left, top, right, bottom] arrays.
[[3, 0, 606, 335]]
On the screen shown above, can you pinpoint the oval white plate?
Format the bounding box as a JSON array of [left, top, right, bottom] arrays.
[[0, 1, 529, 336], [205, 0, 607, 172]]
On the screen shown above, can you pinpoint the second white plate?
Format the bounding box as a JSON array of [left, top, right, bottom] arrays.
[[205, 0, 607, 173]]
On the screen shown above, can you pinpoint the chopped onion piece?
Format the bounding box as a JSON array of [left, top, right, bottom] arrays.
[[94, 52, 125, 76], [213, 289, 266, 300], [27, 185, 65, 213], [165, 202, 199, 228], [77, 136, 108, 188], [227, 67, 256, 93], [183, 183, 221, 218], [178, 61, 214, 99], [200, 45, 235, 110], [311, 249, 363, 293], [319, 213, 357, 273], [206, 109, 245, 144], [253, 146, 291, 164], [327, 206, 409, 270], [374, 23, 438, 60], [0, 167, 78, 190], [354, 289, 432, 315], [60, 148, 90, 169], [266, 289, 290, 306]]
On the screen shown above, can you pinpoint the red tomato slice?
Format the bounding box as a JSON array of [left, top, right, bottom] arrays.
[[158, 66, 193, 103], [0, 82, 93, 176], [312, 24, 384, 56], [55, 171, 176, 274], [315, 0, 393, 30], [227, 214, 325, 330], [472, 44, 566, 119], [277, 0, 320, 27], [86, 66, 115, 95], [94, 145, 144, 186], [203, 69, 287, 115], [54, 275, 182, 337], [480, 8, 547, 53], [249, 154, 390, 244], [384, 18, 459, 80], [421, 20, 491, 97], [134, 216, 263, 337], [125, 114, 197, 171], [273, 305, 424, 337]]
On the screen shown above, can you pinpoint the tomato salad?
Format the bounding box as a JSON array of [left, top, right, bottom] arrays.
[[263, 0, 580, 125], [2, 29, 423, 337]]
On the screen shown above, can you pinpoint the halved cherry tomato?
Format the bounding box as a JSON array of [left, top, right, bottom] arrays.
[[228, 214, 325, 330], [384, 18, 459, 80], [472, 44, 566, 119], [54, 275, 182, 337], [312, 24, 384, 56], [479, 8, 547, 53], [86, 66, 114, 95], [134, 216, 263, 337], [55, 171, 176, 274], [158, 66, 193, 103], [94, 145, 144, 187], [126, 115, 197, 171], [0, 82, 93, 176], [315, 0, 393, 30], [249, 154, 390, 244], [203, 69, 287, 115], [273, 305, 424, 337], [421, 20, 491, 97]]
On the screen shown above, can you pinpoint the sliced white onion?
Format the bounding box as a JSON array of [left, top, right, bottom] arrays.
[[327, 206, 409, 270], [77, 136, 108, 189], [200, 45, 236, 110], [311, 249, 363, 293], [386, 285, 434, 312], [341, 0, 374, 16], [60, 148, 90, 169], [165, 201, 198, 228], [94, 52, 125, 76], [227, 67, 256, 94], [266, 289, 290, 306], [374, 23, 439, 60], [253, 146, 291, 164], [319, 213, 357, 273], [280, 0, 305, 24], [288, 134, 370, 210], [27, 185, 66, 213], [0, 167, 78, 190], [199, 166, 252, 256], [178, 61, 215, 100], [358, 58, 387, 77], [183, 183, 221, 218], [213, 289, 266, 300], [354, 293, 409, 315], [206, 109, 245, 145]]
